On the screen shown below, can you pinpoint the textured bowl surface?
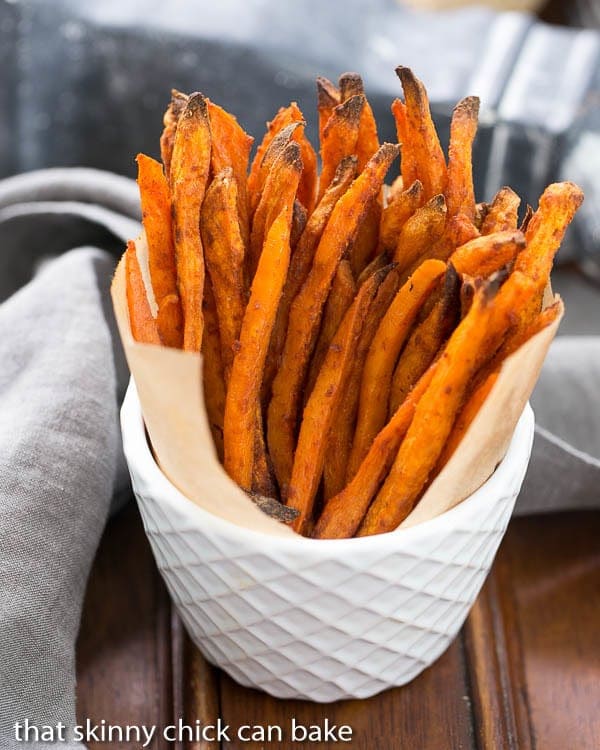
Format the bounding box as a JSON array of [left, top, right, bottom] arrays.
[[122, 381, 534, 702]]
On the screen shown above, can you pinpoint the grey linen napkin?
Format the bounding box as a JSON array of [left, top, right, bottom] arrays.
[[0, 167, 597, 747], [0, 169, 139, 749]]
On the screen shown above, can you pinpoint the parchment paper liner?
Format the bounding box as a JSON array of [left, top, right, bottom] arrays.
[[112, 233, 561, 537]]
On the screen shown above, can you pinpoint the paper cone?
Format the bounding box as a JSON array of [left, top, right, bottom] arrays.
[[112, 233, 560, 536]]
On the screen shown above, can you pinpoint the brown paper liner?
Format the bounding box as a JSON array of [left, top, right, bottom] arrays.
[[112, 234, 560, 537]]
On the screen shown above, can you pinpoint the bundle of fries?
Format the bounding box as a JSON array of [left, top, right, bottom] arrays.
[[123, 67, 583, 539]]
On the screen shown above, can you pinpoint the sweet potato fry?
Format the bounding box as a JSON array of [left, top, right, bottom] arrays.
[[359, 264, 547, 535], [136, 153, 183, 348], [323, 265, 401, 498], [393, 194, 447, 272], [379, 179, 424, 255], [202, 280, 226, 460], [339, 72, 380, 170], [414, 213, 479, 273], [520, 204, 533, 233], [438, 299, 562, 469], [318, 95, 364, 199], [396, 67, 447, 200], [160, 89, 188, 177], [287, 270, 384, 534], [446, 96, 479, 222], [156, 294, 183, 348], [389, 264, 460, 414], [313, 362, 437, 539], [261, 157, 357, 406], [306, 260, 356, 399], [248, 120, 302, 218], [449, 230, 525, 278], [348, 258, 446, 477], [350, 200, 381, 277], [224, 206, 292, 490], [358, 278, 508, 535], [248, 141, 302, 279], [514, 181, 584, 320], [316, 76, 340, 146], [474, 201, 489, 231], [481, 186, 520, 235], [200, 168, 247, 377], [356, 250, 390, 287], [290, 199, 308, 249], [170, 93, 211, 351], [268, 143, 398, 494], [207, 100, 253, 247], [392, 98, 418, 190], [125, 240, 160, 345], [248, 105, 317, 215]]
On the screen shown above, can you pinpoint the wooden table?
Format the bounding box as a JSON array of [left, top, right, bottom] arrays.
[[76, 502, 600, 749]]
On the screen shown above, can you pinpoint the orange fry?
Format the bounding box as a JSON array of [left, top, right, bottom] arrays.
[[396, 66, 447, 200], [392, 98, 418, 190], [358, 270, 536, 535], [136, 153, 183, 348], [200, 168, 248, 377], [481, 186, 520, 235], [224, 206, 292, 490], [248, 141, 303, 279], [438, 300, 562, 469], [156, 294, 184, 349], [319, 94, 364, 199], [268, 143, 398, 495], [125, 240, 160, 345], [287, 270, 384, 534], [314, 362, 437, 539], [306, 260, 356, 399], [316, 76, 340, 144], [446, 96, 480, 221], [202, 280, 226, 461], [339, 72, 380, 169], [160, 89, 188, 177], [393, 194, 447, 272], [290, 199, 308, 249], [517, 181, 584, 293], [170, 93, 211, 351], [389, 264, 460, 414], [449, 230, 526, 278], [207, 100, 253, 247], [348, 258, 446, 477], [248, 120, 302, 218], [323, 265, 401, 499], [262, 156, 357, 407], [379, 179, 424, 255]]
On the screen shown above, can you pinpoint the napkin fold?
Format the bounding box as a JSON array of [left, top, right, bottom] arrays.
[[0, 167, 597, 746]]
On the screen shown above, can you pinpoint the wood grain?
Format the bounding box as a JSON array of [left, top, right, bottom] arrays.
[[77, 508, 600, 750]]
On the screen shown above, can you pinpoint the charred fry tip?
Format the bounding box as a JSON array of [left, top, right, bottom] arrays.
[[454, 96, 480, 117], [407, 179, 424, 196], [182, 91, 209, 120], [428, 193, 447, 211], [281, 140, 303, 171], [485, 265, 511, 296], [339, 71, 364, 98], [375, 142, 400, 162], [316, 76, 340, 104], [332, 93, 365, 122], [395, 66, 424, 95], [333, 155, 358, 179], [444, 262, 460, 291]]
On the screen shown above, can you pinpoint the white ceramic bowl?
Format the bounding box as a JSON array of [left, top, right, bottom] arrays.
[[121, 381, 534, 702]]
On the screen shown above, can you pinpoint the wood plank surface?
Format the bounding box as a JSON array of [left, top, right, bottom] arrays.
[[76, 506, 600, 750]]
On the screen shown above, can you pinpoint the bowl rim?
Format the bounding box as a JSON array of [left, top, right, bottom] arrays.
[[121, 378, 534, 555]]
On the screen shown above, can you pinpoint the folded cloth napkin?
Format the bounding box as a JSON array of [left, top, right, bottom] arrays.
[[0, 169, 139, 749], [0, 168, 597, 747]]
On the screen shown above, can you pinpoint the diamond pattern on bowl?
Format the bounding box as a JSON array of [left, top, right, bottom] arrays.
[[122, 383, 534, 702]]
